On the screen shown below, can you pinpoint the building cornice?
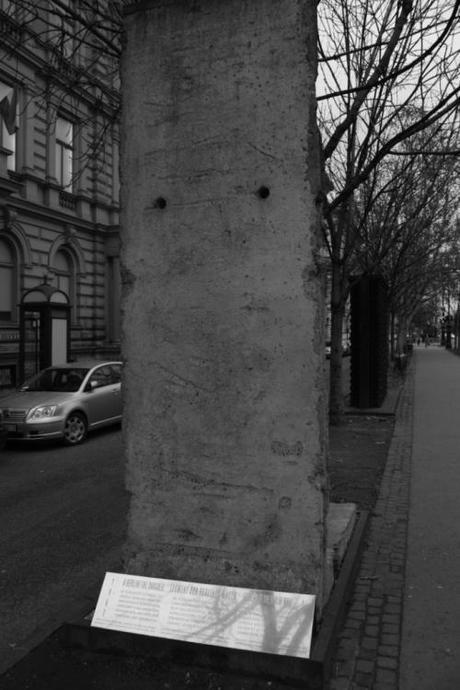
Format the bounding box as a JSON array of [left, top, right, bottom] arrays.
[[4, 195, 119, 237], [0, 11, 120, 121]]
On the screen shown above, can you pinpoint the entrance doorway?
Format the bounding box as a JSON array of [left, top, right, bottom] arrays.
[[19, 283, 71, 382]]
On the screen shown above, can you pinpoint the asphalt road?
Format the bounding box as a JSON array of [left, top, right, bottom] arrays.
[[0, 426, 129, 674]]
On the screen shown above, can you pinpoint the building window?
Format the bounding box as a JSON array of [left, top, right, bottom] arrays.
[[48, 0, 75, 59], [0, 238, 16, 322], [55, 117, 73, 189], [0, 82, 17, 172], [53, 249, 73, 298]]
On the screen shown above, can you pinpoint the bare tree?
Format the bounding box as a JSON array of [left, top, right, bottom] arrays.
[[318, 0, 460, 422], [354, 121, 459, 351]]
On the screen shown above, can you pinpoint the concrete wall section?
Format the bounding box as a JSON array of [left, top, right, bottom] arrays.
[[121, 0, 328, 605]]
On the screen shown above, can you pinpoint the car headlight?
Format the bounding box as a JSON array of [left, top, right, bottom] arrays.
[[27, 405, 58, 420]]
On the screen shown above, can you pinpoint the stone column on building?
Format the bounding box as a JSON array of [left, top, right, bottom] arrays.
[[121, 0, 328, 611]]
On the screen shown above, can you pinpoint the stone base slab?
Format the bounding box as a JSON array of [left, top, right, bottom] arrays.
[[63, 510, 368, 687], [63, 621, 323, 688]]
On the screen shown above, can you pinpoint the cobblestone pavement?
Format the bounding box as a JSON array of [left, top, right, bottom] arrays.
[[327, 364, 414, 689]]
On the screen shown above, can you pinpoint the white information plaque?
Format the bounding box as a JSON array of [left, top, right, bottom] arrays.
[[91, 572, 316, 658]]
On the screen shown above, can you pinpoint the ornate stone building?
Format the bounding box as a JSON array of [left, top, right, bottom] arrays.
[[0, 0, 120, 388]]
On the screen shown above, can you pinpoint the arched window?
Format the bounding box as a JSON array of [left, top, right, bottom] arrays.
[[0, 238, 16, 322], [53, 249, 74, 301]]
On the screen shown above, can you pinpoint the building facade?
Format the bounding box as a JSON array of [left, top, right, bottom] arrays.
[[0, 1, 121, 388]]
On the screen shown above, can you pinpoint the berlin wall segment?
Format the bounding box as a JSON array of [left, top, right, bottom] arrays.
[[120, 0, 329, 613]]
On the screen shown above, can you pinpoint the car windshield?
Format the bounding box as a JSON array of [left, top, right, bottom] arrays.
[[22, 368, 90, 393]]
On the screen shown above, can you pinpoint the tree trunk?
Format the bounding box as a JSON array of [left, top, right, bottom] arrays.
[[329, 264, 347, 425], [390, 311, 395, 359], [396, 315, 408, 354]]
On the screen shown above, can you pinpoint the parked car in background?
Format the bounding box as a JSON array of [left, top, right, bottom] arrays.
[[0, 361, 122, 445]]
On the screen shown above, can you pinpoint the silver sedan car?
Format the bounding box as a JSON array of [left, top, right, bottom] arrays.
[[0, 361, 122, 445]]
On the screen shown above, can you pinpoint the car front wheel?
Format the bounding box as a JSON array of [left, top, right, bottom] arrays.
[[63, 412, 88, 445]]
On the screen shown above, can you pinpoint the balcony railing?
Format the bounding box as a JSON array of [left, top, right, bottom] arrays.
[[59, 190, 77, 210]]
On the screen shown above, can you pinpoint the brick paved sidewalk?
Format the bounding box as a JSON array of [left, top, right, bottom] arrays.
[[327, 364, 414, 689]]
